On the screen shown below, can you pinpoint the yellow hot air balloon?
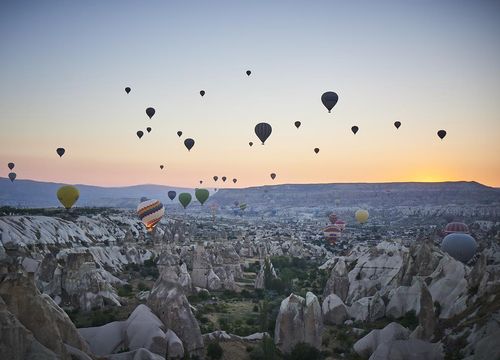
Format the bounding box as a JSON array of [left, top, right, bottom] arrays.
[[57, 185, 80, 209], [355, 209, 369, 224]]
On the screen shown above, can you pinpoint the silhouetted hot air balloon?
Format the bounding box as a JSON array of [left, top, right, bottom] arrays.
[[184, 138, 195, 151], [441, 233, 477, 263], [160, 165, 164, 170], [314, 148, 320, 154], [246, 70, 251, 76], [394, 121, 401, 129], [146, 127, 152, 133], [255, 123, 272, 144], [200, 90, 205, 97], [270, 173, 276, 180], [321, 92, 339, 113], [146, 107, 155, 119], [444, 222, 469, 235], [7, 162, 14, 170], [199, 180, 203, 184], [233, 178, 237, 184], [355, 209, 369, 224], [137, 131, 144, 139], [125, 87, 131, 94], [249, 142, 253, 147], [213, 176, 218, 182], [177, 131, 183, 137], [140, 197, 148, 202], [137, 199, 164, 232], [8, 172, 16, 182], [294, 121, 301, 129], [168, 191, 176, 201], [178, 193, 192, 209], [222, 176, 227, 182], [351, 126, 359, 135], [437, 130, 447, 140], [57, 185, 79, 209], [195, 188, 210, 205], [56, 148, 65, 157]]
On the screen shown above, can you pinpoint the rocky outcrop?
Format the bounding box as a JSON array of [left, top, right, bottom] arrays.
[[274, 292, 323, 353], [369, 339, 443, 360], [323, 258, 350, 302], [353, 322, 411, 358], [79, 304, 184, 358], [0, 273, 92, 360], [410, 283, 436, 341], [386, 281, 422, 319], [348, 293, 385, 322], [322, 293, 349, 325], [147, 274, 204, 358], [254, 258, 278, 290], [191, 245, 221, 291]]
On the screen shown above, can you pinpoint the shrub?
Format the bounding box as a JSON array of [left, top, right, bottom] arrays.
[[136, 282, 148, 291], [117, 284, 133, 297], [286, 342, 321, 360], [207, 342, 223, 360]]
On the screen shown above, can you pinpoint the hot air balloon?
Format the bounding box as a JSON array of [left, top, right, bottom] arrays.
[[160, 165, 164, 170], [329, 213, 338, 224], [125, 87, 131, 94], [255, 123, 272, 144], [200, 90, 205, 97], [444, 222, 469, 235], [335, 220, 346, 231], [146, 127, 152, 133], [140, 197, 148, 202], [222, 176, 227, 182], [137, 199, 165, 232], [146, 107, 155, 119], [7, 162, 14, 170], [321, 92, 339, 113], [314, 148, 320, 154], [177, 131, 183, 137], [184, 138, 195, 151], [178, 193, 192, 209], [249, 142, 253, 147], [351, 126, 359, 135], [233, 178, 237, 184], [294, 121, 301, 129], [195, 188, 210, 205], [323, 225, 341, 245], [8, 172, 16, 182], [335, 199, 340, 206], [199, 180, 203, 184], [168, 191, 176, 201], [355, 209, 369, 224], [213, 176, 218, 182], [437, 130, 447, 140], [270, 173, 276, 180], [239, 203, 247, 211], [57, 185, 79, 209], [441, 233, 477, 263], [394, 121, 401, 129], [246, 70, 251, 76], [137, 131, 144, 139], [56, 148, 65, 157]]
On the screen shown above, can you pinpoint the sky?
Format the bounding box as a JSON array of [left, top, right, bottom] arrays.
[[1, 0, 500, 188]]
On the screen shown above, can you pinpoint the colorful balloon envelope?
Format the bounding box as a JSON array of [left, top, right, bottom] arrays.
[[232, 178, 237, 184], [222, 176, 227, 182], [314, 148, 320, 154], [351, 126, 359, 135], [323, 225, 341, 244], [294, 121, 301, 129], [329, 213, 338, 224], [444, 222, 469, 235], [137, 199, 165, 232], [394, 121, 401, 129], [195, 188, 210, 205], [213, 176, 218, 182], [200, 90, 205, 97], [137, 131, 144, 139], [168, 191, 176, 201], [334, 220, 346, 231], [355, 209, 369, 224], [57, 185, 80, 209], [177, 131, 183, 137], [246, 70, 251, 76]]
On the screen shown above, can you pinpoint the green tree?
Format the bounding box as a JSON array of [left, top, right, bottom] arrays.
[[207, 342, 223, 360]]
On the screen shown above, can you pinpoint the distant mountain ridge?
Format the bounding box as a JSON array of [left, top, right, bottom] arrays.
[[1, 177, 499, 208]]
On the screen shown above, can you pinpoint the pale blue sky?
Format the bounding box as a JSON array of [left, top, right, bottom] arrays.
[[1, 0, 499, 187]]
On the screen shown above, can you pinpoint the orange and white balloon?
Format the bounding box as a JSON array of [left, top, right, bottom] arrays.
[[137, 199, 165, 232]]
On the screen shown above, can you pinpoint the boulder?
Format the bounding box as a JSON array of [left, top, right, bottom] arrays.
[[353, 322, 410, 358], [322, 293, 348, 325], [410, 283, 436, 341], [323, 259, 350, 302], [304, 292, 323, 350], [369, 339, 443, 360], [386, 282, 422, 319]]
